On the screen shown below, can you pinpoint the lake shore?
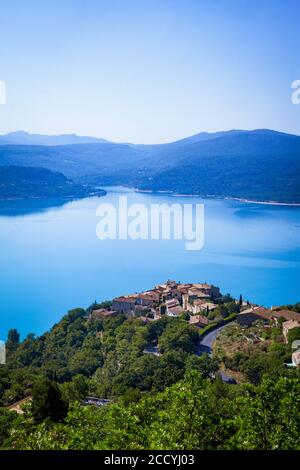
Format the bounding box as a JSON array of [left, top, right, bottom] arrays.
[[134, 188, 300, 206], [0, 189, 107, 202]]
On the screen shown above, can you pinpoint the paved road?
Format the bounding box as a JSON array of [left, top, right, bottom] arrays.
[[197, 323, 236, 383]]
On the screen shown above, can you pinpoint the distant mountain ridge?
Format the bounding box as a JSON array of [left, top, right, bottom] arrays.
[[1, 128, 297, 148], [0, 131, 110, 146], [0, 129, 300, 203]]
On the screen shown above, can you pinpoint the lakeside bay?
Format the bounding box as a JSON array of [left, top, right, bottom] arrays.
[[0, 187, 300, 338]]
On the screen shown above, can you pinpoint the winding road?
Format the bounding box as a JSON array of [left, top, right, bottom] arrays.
[[197, 322, 236, 383]]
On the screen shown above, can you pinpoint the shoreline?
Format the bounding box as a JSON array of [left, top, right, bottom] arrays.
[[224, 197, 300, 207], [134, 188, 300, 206], [0, 189, 107, 202], [2, 186, 299, 206]]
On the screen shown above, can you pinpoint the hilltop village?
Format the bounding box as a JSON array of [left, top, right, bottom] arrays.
[[88, 280, 300, 365], [89, 280, 300, 366], [89, 280, 222, 328]]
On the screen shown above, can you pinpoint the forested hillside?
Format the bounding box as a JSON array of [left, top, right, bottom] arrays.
[[1, 129, 300, 203], [0, 166, 106, 199], [0, 300, 299, 450]]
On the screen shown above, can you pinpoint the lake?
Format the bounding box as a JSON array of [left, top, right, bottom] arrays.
[[0, 187, 300, 339]]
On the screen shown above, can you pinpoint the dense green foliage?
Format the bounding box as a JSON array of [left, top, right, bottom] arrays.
[[31, 377, 68, 423], [0, 301, 299, 450], [223, 350, 286, 385], [0, 310, 201, 405], [3, 370, 299, 450], [216, 320, 297, 385]]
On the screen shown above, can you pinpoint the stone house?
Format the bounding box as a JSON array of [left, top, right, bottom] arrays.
[[112, 296, 137, 313]]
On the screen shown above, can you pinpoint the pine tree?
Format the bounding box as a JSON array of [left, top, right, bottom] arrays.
[[6, 329, 20, 354], [31, 377, 68, 423]]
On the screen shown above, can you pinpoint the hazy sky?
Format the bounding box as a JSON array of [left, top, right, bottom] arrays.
[[0, 0, 300, 143]]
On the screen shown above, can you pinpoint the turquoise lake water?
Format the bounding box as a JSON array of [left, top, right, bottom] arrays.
[[0, 187, 300, 338]]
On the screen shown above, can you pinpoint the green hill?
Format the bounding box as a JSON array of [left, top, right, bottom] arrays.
[[0, 166, 106, 199]]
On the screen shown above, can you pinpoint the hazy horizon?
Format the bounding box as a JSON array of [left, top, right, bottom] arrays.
[[1, 127, 300, 146]]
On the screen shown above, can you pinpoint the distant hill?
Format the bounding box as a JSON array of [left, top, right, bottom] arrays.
[[0, 129, 300, 203], [0, 131, 110, 146], [134, 129, 300, 203], [95, 129, 300, 203], [0, 166, 106, 199], [0, 142, 146, 180]]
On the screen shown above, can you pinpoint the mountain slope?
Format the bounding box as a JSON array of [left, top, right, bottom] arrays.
[[133, 129, 300, 169], [139, 153, 300, 202], [132, 129, 300, 202], [94, 129, 300, 202], [0, 166, 106, 199], [0, 129, 300, 202], [0, 143, 144, 179]]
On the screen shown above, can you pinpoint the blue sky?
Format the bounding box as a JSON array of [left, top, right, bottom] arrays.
[[0, 0, 300, 143]]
